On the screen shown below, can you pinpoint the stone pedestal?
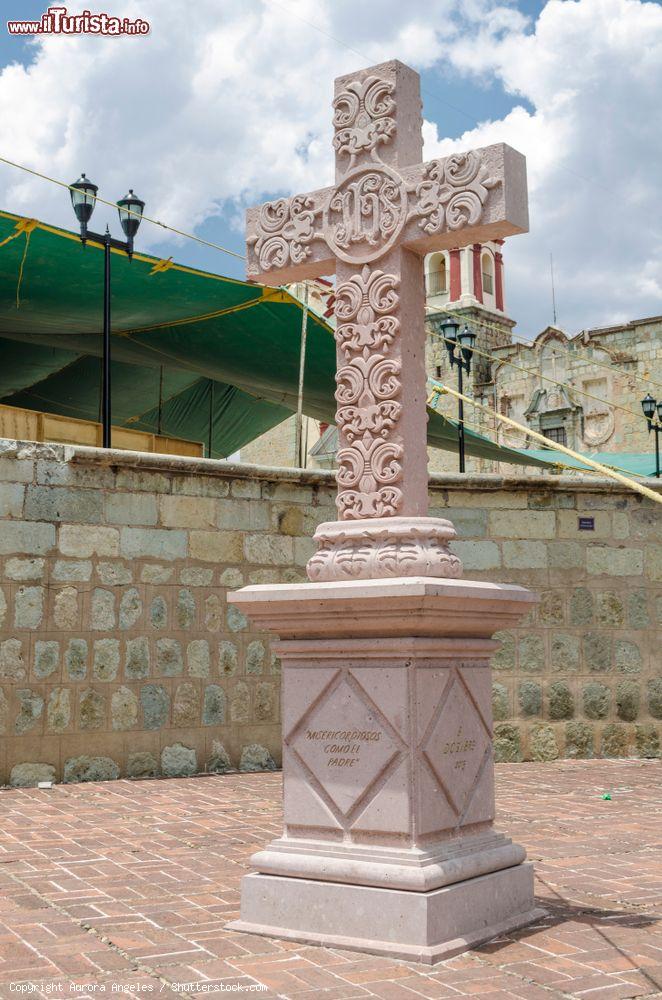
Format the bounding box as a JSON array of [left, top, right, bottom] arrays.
[[227, 578, 543, 963]]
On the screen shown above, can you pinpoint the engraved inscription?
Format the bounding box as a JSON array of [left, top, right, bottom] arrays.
[[291, 680, 398, 815], [440, 726, 477, 772], [305, 728, 382, 768], [423, 676, 491, 820]]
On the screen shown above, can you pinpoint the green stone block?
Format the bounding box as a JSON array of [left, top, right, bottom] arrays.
[[34, 640, 59, 679], [550, 633, 580, 673], [634, 724, 660, 759], [125, 637, 150, 679], [565, 721, 594, 758], [65, 638, 87, 680], [518, 680, 542, 717], [627, 591, 649, 629], [570, 587, 594, 626], [548, 681, 574, 720], [519, 634, 545, 674], [63, 755, 119, 783], [15, 688, 44, 734], [203, 684, 226, 726], [246, 639, 266, 675], [539, 591, 565, 625], [492, 682, 510, 721], [648, 678, 662, 719], [119, 588, 142, 630], [615, 681, 640, 722], [78, 688, 106, 730], [596, 592, 625, 627], [583, 632, 612, 672], [583, 682, 611, 720], [615, 639, 642, 674], [601, 723, 629, 757], [493, 723, 522, 762], [176, 589, 196, 629], [149, 595, 167, 629], [491, 631, 515, 672], [530, 724, 559, 761], [141, 684, 169, 730]]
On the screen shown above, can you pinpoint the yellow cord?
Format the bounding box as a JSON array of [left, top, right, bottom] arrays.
[[431, 328, 643, 422], [425, 300, 662, 395], [430, 379, 662, 504], [428, 383, 649, 480], [508, 334, 662, 391], [15, 230, 31, 308]]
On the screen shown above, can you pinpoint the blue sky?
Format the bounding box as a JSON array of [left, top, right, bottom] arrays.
[[0, 0, 660, 335]]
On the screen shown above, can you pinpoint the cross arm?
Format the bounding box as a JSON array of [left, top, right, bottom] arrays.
[[246, 184, 334, 284], [400, 143, 528, 255]]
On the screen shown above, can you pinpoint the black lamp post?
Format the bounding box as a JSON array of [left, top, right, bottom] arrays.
[[437, 317, 476, 473], [641, 393, 662, 478], [70, 174, 145, 448]]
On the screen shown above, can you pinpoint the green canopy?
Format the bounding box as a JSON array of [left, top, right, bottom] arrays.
[[524, 450, 657, 477], [0, 209, 560, 466]]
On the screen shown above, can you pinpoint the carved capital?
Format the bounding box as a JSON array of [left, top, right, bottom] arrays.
[[306, 517, 463, 582]]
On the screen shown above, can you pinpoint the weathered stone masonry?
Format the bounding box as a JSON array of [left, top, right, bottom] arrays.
[[0, 439, 659, 785]]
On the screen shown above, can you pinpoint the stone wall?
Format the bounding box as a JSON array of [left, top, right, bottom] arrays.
[[0, 438, 660, 786]]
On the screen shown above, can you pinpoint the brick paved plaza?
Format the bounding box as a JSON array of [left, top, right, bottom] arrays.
[[0, 759, 660, 999]]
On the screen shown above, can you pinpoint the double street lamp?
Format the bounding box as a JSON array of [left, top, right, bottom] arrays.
[[641, 393, 662, 478], [436, 317, 477, 473], [69, 174, 145, 448]]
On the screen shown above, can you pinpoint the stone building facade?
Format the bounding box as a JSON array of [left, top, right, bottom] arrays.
[[0, 439, 660, 786], [242, 244, 662, 475], [424, 243, 661, 474]]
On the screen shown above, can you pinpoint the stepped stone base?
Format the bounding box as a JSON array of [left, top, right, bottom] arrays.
[[226, 576, 540, 964], [229, 865, 543, 964]]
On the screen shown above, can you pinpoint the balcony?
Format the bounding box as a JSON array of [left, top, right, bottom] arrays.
[[426, 270, 448, 297]]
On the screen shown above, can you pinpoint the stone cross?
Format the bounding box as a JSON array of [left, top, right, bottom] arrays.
[[233, 61, 538, 961], [247, 60, 528, 578]]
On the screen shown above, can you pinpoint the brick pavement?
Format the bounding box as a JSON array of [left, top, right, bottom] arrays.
[[0, 759, 660, 999]]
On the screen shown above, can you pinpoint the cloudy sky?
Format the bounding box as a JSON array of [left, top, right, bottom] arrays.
[[0, 0, 660, 337]]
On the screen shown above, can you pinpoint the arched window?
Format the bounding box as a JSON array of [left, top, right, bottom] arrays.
[[481, 252, 494, 295], [427, 253, 447, 295]]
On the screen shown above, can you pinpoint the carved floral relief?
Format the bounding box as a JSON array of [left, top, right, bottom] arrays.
[[247, 194, 318, 275], [414, 151, 500, 236], [332, 75, 396, 168], [333, 265, 403, 520]]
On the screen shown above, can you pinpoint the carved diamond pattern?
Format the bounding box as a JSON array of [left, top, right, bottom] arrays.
[[290, 678, 399, 817], [422, 675, 490, 820]]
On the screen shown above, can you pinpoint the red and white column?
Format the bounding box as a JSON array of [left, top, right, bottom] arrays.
[[449, 248, 461, 301], [494, 239, 504, 312], [472, 243, 483, 304]]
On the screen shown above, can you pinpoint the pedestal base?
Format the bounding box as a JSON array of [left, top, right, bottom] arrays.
[[229, 865, 543, 964], [226, 576, 540, 965]]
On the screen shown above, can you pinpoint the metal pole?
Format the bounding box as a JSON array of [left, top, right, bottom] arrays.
[[294, 283, 309, 468], [157, 365, 164, 436], [208, 381, 215, 458], [102, 232, 111, 448], [655, 427, 660, 478], [457, 360, 465, 473]]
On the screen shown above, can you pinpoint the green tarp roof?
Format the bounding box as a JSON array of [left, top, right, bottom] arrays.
[[524, 450, 655, 477], [0, 209, 650, 475]]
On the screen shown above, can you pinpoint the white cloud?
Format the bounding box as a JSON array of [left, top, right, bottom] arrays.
[[424, 0, 662, 334], [0, 0, 660, 336]]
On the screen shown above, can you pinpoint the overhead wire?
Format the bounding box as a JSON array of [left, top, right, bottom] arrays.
[[429, 379, 662, 504], [0, 155, 246, 261], [428, 381, 649, 480], [426, 305, 648, 422], [425, 299, 661, 397]]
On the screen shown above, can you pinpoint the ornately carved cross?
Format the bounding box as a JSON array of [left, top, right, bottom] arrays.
[[247, 60, 528, 578]]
